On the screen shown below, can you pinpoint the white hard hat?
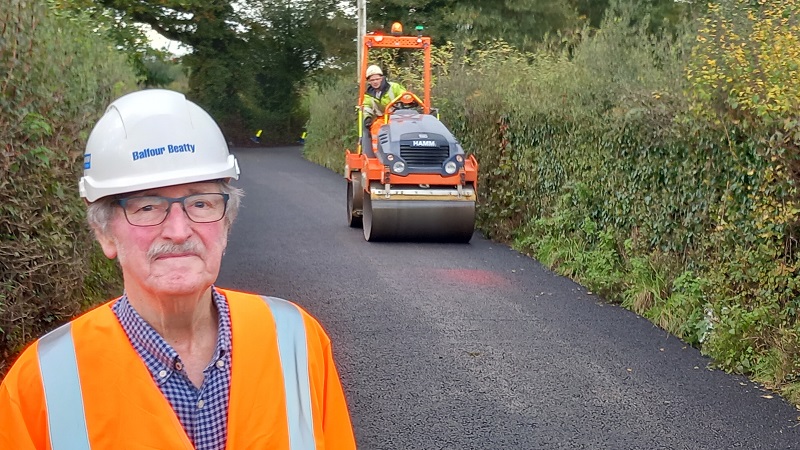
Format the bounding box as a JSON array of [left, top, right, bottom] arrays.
[[79, 89, 240, 202], [366, 65, 383, 78]]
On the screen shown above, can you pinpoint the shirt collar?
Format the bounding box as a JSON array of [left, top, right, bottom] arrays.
[[113, 286, 233, 384]]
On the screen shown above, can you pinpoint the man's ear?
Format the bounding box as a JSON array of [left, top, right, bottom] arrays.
[[93, 227, 118, 259]]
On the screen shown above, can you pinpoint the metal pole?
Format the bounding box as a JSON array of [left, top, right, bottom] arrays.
[[357, 0, 366, 80]]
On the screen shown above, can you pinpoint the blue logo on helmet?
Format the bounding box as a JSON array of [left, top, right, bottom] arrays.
[[131, 144, 195, 161]]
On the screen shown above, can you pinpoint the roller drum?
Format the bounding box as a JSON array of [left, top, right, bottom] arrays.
[[363, 195, 475, 242], [347, 177, 363, 228]]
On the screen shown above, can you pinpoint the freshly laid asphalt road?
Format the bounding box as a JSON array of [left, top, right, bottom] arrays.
[[217, 146, 800, 450]]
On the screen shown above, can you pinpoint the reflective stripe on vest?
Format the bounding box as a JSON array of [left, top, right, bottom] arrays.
[[262, 296, 316, 449], [37, 297, 316, 449], [37, 323, 91, 450]]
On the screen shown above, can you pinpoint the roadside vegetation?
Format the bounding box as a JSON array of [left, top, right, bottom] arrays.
[[3, 0, 800, 408], [0, 0, 137, 374], [306, 1, 800, 405]]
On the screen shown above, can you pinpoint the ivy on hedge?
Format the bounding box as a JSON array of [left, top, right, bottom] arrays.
[[0, 0, 137, 375]]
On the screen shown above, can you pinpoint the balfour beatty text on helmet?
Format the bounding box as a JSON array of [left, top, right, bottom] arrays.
[[132, 144, 196, 161]]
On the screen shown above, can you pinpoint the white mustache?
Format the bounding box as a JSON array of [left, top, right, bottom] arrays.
[[147, 241, 202, 260]]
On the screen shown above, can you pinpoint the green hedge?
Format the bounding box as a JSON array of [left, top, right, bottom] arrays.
[[305, 2, 800, 404], [303, 77, 360, 169], [0, 0, 137, 375]]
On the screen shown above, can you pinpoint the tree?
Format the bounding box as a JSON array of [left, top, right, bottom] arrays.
[[359, 0, 699, 51], [87, 0, 242, 122], [51, 0, 180, 86], [361, 0, 584, 50], [573, 0, 704, 35], [235, 0, 357, 138], [88, 0, 355, 141]]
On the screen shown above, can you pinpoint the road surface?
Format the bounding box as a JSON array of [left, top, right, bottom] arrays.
[[217, 146, 800, 449]]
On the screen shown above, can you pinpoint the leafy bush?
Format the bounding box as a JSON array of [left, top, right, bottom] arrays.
[[302, 76, 359, 171], [685, 0, 800, 395], [0, 0, 136, 375]]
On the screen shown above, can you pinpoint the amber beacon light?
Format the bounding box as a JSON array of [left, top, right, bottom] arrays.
[[391, 22, 403, 35]]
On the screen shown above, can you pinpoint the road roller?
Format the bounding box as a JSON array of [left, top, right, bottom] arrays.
[[345, 24, 479, 242]]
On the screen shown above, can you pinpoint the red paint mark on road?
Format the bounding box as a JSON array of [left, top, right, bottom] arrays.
[[432, 269, 510, 287]]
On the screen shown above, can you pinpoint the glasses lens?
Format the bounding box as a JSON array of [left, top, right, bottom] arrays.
[[120, 196, 170, 226], [183, 193, 228, 223], [118, 193, 229, 226]]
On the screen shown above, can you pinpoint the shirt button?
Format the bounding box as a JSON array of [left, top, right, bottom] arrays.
[[197, 399, 205, 409], [158, 370, 168, 378], [216, 359, 225, 369], [174, 362, 184, 371]]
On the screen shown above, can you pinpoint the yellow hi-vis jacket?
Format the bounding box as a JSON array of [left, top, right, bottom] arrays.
[[362, 80, 406, 118], [0, 288, 356, 450]]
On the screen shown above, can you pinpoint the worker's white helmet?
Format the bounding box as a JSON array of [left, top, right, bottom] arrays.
[[366, 65, 383, 78], [79, 89, 240, 202]]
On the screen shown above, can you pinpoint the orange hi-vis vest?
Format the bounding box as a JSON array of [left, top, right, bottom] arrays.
[[0, 289, 356, 450]]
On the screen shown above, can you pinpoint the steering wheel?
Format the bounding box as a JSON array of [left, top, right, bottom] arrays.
[[386, 91, 425, 114]]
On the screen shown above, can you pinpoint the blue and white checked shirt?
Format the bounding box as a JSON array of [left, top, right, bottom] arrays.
[[113, 287, 233, 450]]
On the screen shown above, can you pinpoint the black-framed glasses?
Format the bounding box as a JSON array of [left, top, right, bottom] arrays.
[[116, 193, 230, 227]]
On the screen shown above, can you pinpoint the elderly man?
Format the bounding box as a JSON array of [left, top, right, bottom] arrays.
[[0, 89, 356, 449]]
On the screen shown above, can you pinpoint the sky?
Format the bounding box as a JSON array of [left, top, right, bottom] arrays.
[[143, 24, 190, 56]]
